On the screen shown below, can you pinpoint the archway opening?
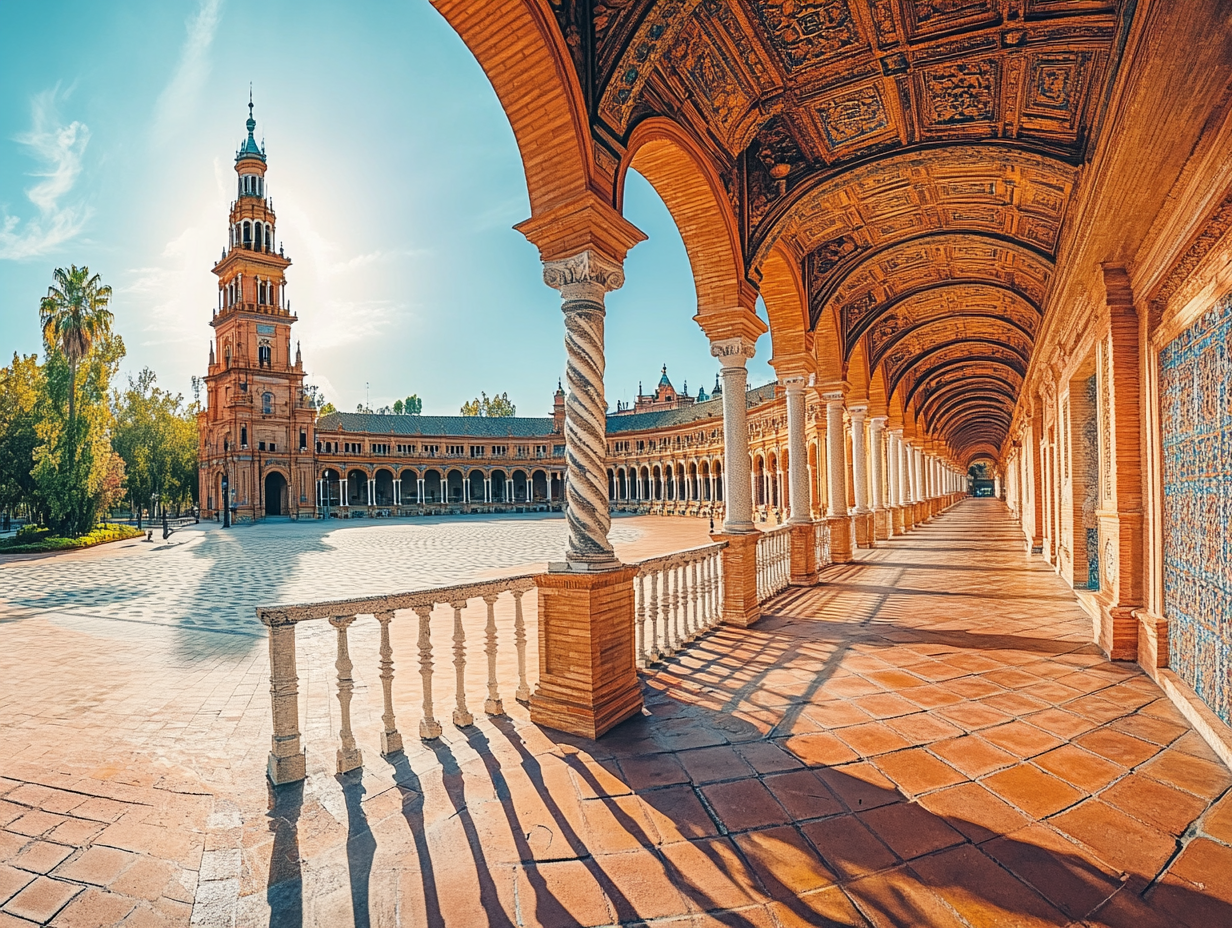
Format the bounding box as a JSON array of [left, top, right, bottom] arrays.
[[264, 472, 287, 517]]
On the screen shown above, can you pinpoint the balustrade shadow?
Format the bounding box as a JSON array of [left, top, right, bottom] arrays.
[[266, 780, 304, 928], [340, 770, 377, 928]]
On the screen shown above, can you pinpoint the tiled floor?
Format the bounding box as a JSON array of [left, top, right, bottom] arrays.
[[2, 502, 1230, 926]]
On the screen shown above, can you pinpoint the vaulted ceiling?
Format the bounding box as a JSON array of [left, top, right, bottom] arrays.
[[545, 0, 1132, 457]]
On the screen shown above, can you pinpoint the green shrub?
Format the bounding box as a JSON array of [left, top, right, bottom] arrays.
[[0, 522, 143, 554]]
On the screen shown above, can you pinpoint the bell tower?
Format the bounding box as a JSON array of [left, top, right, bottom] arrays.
[[198, 98, 316, 522]]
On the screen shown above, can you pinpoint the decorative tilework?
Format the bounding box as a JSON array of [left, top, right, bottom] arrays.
[[1159, 291, 1232, 726]]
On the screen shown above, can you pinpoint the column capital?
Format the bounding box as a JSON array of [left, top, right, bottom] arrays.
[[711, 336, 758, 369], [848, 403, 869, 420], [820, 390, 845, 405], [779, 374, 809, 392], [543, 250, 625, 303], [869, 415, 888, 429]]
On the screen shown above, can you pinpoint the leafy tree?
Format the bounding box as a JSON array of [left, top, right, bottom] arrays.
[[404, 394, 422, 415], [461, 391, 515, 417], [112, 368, 199, 521], [33, 329, 127, 535], [0, 354, 47, 521], [317, 401, 336, 416], [38, 266, 113, 435], [392, 399, 404, 415]]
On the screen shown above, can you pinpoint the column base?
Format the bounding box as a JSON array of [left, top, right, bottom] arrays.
[[712, 532, 761, 627], [873, 509, 889, 540], [530, 565, 643, 740], [267, 749, 306, 786], [853, 511, 875, 548], [1098, 604, 1140, 661], [892, 506, 906, 535], [1134, 609, 1169, 675], [789, 522, 818, 586], [826, 516, 855, 564]]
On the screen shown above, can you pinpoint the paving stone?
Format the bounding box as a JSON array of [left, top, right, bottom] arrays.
[[857, 801, 966, 860], [2, 876, 82, 923], [1, 506, 1229, 925]]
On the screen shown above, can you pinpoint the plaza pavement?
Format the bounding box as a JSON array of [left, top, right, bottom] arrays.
[[0, 505, 1230, 926]]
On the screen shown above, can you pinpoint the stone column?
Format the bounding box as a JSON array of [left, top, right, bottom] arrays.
[[823, 391, 853, 563], [849, 405, 873, 548], [782, 376, 817, 585], [869, 416, 888, 540], [341, 478, 348, 508], [531, 248, 643, 740], [543, 250, 625, 570], [784, 377, 810, 524], [712, 337, 757, 533], [710, 334, 762, 626]]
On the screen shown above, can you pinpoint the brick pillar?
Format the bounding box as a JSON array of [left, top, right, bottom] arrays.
[[789, 522, 818, 585], [713, 532, 761, 626], [1095, 267, 1145, 660], [530, 566, 643, 739]]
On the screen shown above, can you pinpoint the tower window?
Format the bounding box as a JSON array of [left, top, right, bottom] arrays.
[[243, 221, 251, 247], [262, 391, 273, 414], [300, 431, 307, 450], [259, 344, 271, 367], [241, 426, 248, 448]]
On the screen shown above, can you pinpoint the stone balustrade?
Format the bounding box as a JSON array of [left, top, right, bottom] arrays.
[[814, 519, 833, 572], [632, 542, 726, 667], [756, 524, 792, 602], [258, 574, 537, 785]]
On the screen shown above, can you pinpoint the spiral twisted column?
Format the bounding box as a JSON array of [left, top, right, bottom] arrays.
[[712, 336, 758, 533], [543, 250, 625, 570]]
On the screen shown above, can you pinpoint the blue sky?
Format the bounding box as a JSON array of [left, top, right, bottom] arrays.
[[0, 0, 774, 415]]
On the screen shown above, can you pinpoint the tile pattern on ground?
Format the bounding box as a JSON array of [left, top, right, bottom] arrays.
[[1, 503, 1230, 926]]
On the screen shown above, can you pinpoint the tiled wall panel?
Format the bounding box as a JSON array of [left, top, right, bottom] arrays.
[[1159, 292, 1232, 725]]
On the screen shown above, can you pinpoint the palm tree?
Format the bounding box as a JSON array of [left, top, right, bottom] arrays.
[[39, 266, 113, 432]]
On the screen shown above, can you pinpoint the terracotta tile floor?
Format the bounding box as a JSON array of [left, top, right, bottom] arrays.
[[2, 501, 1232, 926]]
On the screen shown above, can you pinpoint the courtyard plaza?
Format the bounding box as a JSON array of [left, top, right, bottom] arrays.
[[0, 502, 1228, 927]]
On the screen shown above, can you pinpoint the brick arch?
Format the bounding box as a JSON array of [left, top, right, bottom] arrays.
[[620, 117, 753, 319], [431, 0, 596, 216], [759, 244, 811, 371]]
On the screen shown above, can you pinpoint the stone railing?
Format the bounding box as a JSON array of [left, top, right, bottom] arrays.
[[632, 542, 726, 668], [258, 574, 537, 784], [815, 519, 832, 570], [756, 524, 792, 602]]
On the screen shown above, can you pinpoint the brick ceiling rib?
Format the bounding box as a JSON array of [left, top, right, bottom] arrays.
[[559, 0, 1133, 456]]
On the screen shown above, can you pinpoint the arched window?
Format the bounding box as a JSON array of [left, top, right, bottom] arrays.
[[262, 392, 273, 414], [243, 221, 251, 248], [254, 224, 262, 250], [240, 426, 248, 448], [259, 344, 271, 367]]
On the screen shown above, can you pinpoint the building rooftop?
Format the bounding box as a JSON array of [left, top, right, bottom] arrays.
[[319, 382, 777, 438], [318, 411, 557, 438]]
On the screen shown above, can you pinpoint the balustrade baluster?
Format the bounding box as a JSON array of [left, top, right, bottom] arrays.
[[376, 610, 403, 756], [512, 590, 530, 702], [482, 594, 504, 715], [689, 559, 700, 639], [413, 605, 442, 739], [329, 615, 363, 773], [636, 573, 648, 667], [667, 566, 679, 653], [451, 600, 474, 726], [649, 570, 662, 660]]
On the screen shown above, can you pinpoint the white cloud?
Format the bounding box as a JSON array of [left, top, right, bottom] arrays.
[[0, 87, 91, 260], [153, 0, 223, 144]]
